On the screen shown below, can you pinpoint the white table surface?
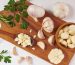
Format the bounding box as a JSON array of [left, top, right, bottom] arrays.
[[0, 0, 75, 65]]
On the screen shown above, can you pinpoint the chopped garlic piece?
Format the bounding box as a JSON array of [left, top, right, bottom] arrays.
[[37, 41, 45, 50], [15, 33, 32, 47], [33, 35, 36, 39], [48, 48, 64, 64], [29, 29, 32, 33], [0, 23, 1, 29]]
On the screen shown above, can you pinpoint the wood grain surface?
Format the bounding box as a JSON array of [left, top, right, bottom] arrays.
[[0, 1, 75, 65]]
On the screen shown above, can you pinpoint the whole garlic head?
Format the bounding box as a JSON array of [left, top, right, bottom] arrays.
[[42, 17, 54, 33], [53, 2, 70, 19], [48, 48, 64, 64], [27, 5, 45, 18]]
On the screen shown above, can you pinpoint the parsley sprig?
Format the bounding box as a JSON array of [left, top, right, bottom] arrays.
[[0, 50, 12, 63], [0, 0, 29, 29]]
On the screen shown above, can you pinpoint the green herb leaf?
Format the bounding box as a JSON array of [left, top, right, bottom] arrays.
[[21, 21, 29, 29], [20, 0, 26, 4], [15, 14, 20, 22], [7, 15, 14, 21], [22, 11, 28, 17], [7, 21, 16, 27], [0, 50, 8, 54], [0, 55, 3, 62], [0, 50, 12, 63], [4, 56, 11, 63], [8, 0, 15, 5]]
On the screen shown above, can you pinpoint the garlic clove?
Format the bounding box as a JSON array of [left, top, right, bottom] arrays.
[[42, 17, 54, 33], [59, 39, 68, 47], [27, 5, 45, 18], [12, 47, 18, 56], [37, 29, 45, 39], [37, 41, 45, 50], [70, 35, 75, 44], [48, 35, 54, 46], [25, 56, 33, 65], [53, 2, 70, 19], [60, 32, 69, 39], [68, 25, 75, 35], [31, 16, 38, 22]]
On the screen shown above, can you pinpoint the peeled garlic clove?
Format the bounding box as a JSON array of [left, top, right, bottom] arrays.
[[68, 25, 75, 35], [59, 39, 68, 47], [37, 29, 45, 39], [48, 35, 54, 46], [68, 43, 75, 48], [37, 41, 45, 50], [27, 5, 45, 18], [42, 17, 54, 33], [12, 47, 18, 56], [53, 2, 70, 19], [63, 26, 69, 32], [60, 32, 69, 39], [70, 35, 75, 44]]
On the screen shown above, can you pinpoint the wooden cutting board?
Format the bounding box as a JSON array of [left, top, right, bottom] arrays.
[[0, 1, 75, 65]]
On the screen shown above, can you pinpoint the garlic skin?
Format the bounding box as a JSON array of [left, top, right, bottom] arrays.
[[53, 2, 70, 19], [42, 17, 54, 33], [27, 5, 45, 18], [48, 48, 64, 64], [37, 41, 45, 50], [48, 35, 54, 46], [37, 29, 45, 39]]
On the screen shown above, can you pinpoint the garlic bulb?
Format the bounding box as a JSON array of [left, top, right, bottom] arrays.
[[27, 5, 45, 18], [48, 48, 64, 64], [53, 2, 70, 19], [48, 35, 54, 46], [37, 29, 45, 39], [42, 17, 54, 33]]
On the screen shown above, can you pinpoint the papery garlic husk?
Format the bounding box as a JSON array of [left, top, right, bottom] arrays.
[[53, 2, 70, 19], [37, 29, 45, 39], [27, 5, 45, 18], [37, 41, 45, 50], [48, 35, 54, 46], [42, 17, 54, 33]]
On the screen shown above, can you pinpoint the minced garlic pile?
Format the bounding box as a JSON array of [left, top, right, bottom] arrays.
[[48, 48, 64, 64], [15, 33, 32, 47], [59, 25, 75, 48]]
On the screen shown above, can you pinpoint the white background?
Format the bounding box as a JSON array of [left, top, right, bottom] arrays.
[[0, 0, 75, 65]]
